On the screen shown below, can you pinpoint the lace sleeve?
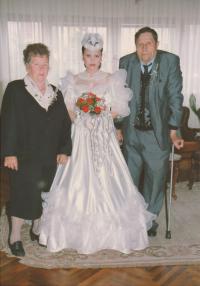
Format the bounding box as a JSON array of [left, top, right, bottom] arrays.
[[60, 71, 76, 111], [109, 69, 133, 117]]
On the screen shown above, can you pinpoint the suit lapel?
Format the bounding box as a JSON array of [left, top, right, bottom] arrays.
[[148, 52, 162, 132], [149, 52, 160, 102], [128, 57, 141, 102]]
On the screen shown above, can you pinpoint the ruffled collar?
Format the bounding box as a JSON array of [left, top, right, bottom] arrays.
[[78, 70, 108, 81], [24, 75, 58, 111]]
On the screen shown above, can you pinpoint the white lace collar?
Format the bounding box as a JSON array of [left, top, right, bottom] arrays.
[[24, 75, 58, 111]]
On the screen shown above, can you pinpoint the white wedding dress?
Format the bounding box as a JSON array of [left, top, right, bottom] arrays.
[[39, 69, 156, 254]]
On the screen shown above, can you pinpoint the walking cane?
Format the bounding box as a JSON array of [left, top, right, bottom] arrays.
[[165, 144, 175, 239]]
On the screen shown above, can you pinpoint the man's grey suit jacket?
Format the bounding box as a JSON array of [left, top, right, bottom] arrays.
[[119, 50, 183, 150]]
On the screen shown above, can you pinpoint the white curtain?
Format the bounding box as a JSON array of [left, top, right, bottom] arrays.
[[0, 0, 200, 127]]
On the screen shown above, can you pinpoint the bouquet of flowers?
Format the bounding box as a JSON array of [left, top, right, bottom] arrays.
[[76, 92, 105, 114]]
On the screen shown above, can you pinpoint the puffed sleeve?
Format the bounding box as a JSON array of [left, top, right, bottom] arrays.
[[109, 69, 132, 117], [60, 71, 77, 111]]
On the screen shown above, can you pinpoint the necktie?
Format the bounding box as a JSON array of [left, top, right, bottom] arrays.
[[143, 63, 152, 75], [143, 64, 149, 75], [140, 64, 151, 127]]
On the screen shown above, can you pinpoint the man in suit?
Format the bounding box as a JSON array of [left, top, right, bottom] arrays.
[[119, 27, 184, 236]]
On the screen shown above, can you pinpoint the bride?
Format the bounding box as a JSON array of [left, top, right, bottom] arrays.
[[39, 33, 156, 254]]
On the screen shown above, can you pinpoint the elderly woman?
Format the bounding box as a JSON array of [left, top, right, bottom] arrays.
[[1, 43, 72, 256]]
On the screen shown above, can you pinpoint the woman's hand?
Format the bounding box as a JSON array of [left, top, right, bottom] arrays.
[[57, 154, 69, 164], [116, 129, 123, 146], [68, 110, 76, 122], [111, 111, 118, 119], [4, 156, 18, 170]]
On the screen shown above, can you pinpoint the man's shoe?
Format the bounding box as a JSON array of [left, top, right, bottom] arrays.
[[148, 228, 157, 237], [148, 221, 159, 237], [9, 241, 25, 257]]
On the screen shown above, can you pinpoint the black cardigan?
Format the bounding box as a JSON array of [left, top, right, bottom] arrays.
[[1, 79, 72, 165]]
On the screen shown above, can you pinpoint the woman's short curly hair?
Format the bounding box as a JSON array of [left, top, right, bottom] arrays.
[[23, 43, 50, 64]]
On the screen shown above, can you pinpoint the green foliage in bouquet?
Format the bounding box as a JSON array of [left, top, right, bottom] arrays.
[[189, 94, 200, 121]]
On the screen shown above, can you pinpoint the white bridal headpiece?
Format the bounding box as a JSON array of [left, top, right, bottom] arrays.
[[81, 33, 103, 51]]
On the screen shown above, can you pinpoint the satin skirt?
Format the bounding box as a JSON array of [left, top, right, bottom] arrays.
[[39, 114, 156, 254]]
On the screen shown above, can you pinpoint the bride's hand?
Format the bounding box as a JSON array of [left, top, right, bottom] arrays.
[[116, 129, 123, 145], [57, 154, 69, 164], [68, 110, 76, 122], [111, 111, 118, 118]]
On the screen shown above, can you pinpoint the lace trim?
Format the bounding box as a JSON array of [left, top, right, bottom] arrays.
[[77, 111, 114, 176], [24, 75, 58, 111]]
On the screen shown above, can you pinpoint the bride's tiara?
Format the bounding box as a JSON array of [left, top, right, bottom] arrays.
[[81, 33, 103, 51]]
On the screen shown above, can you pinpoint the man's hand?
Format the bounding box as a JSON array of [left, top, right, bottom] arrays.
[[170, 130, 184, 150], [4, 156, 18, 170], [57, 154, 69, 165]]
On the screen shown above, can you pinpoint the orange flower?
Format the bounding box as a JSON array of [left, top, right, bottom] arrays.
[[87, 98, 95, 105], [88, 92, 96, 98], [76, 97, 86, 107], [78, 98, 85, 103]]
